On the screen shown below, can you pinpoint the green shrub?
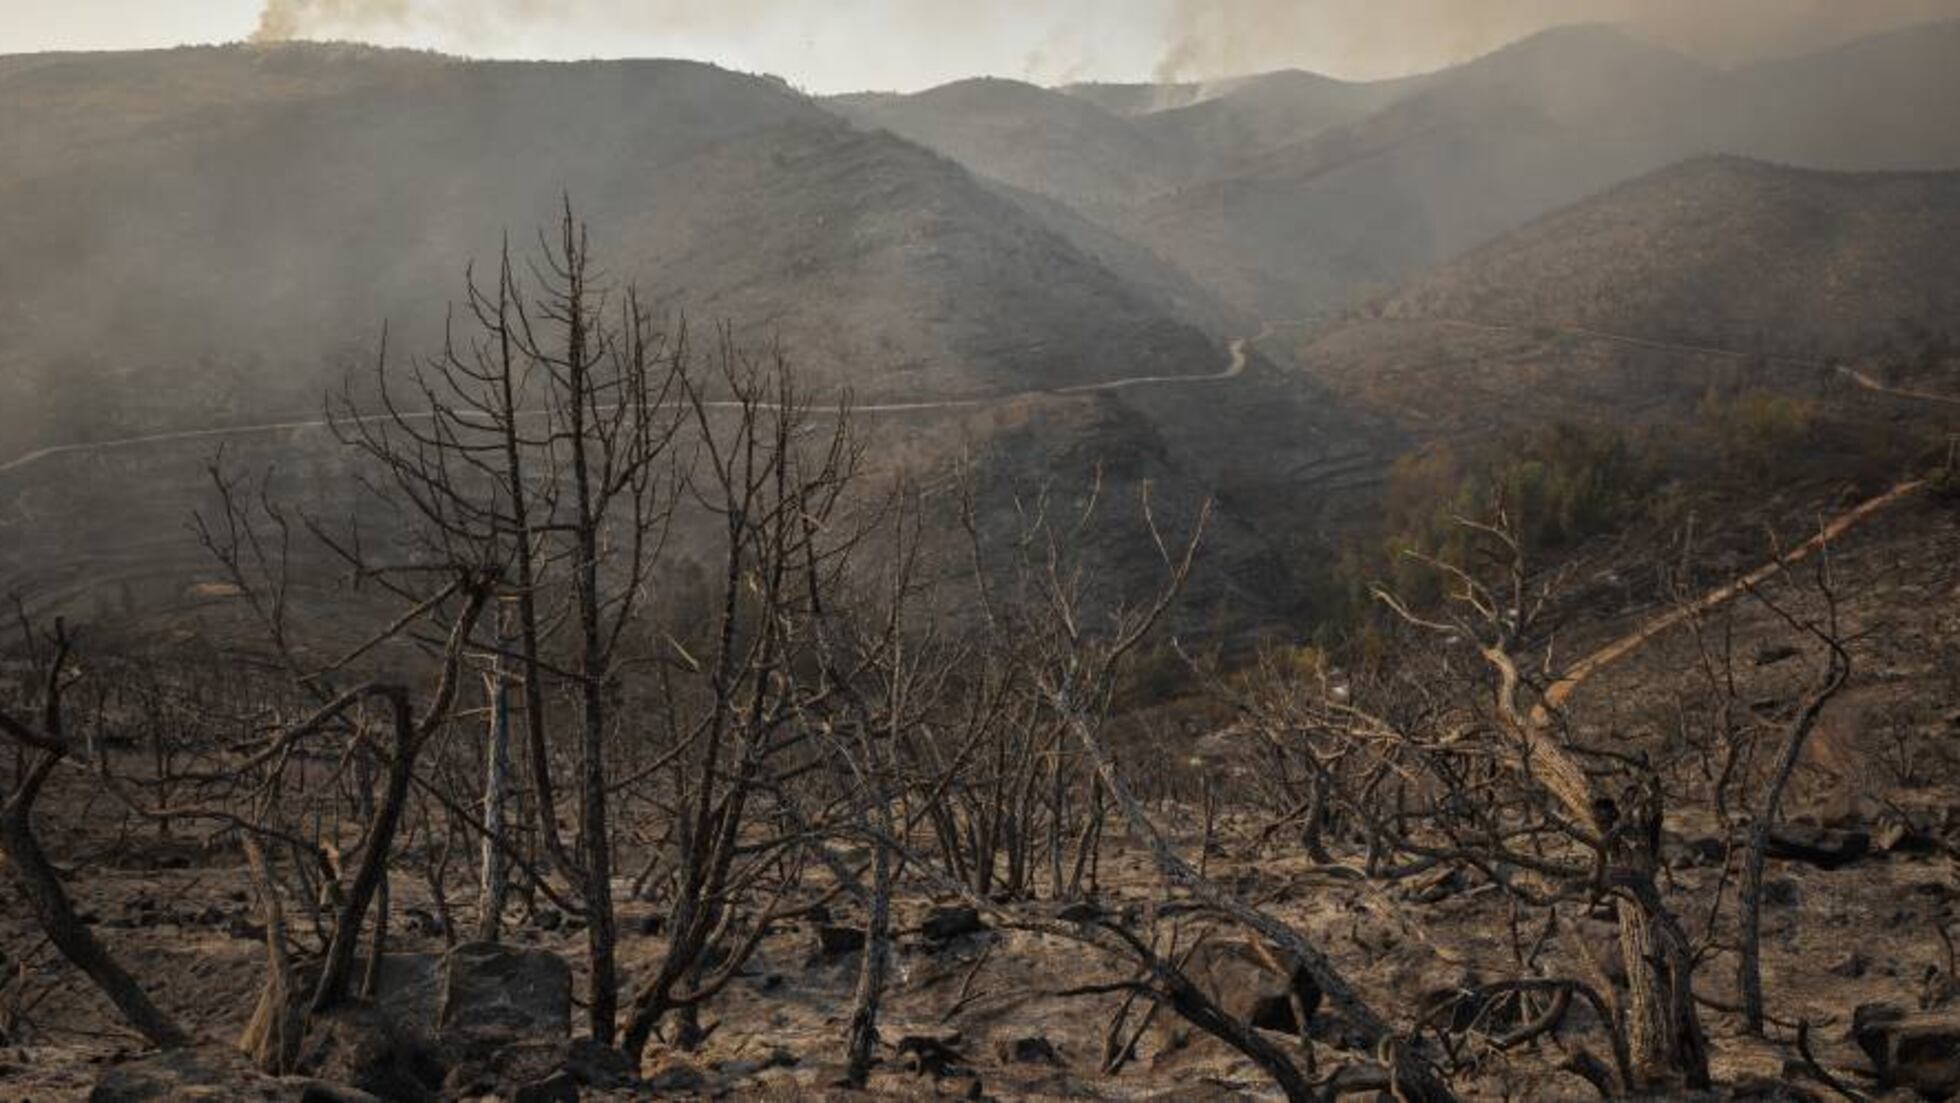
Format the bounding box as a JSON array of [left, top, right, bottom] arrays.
[[1697, 388, 1816, 478]]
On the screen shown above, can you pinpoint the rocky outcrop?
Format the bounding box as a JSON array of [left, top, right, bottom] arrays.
[[87, 1044, 384, 1103], [1854, 1002, 1960, 1099], [437, 941, 572, 1043]]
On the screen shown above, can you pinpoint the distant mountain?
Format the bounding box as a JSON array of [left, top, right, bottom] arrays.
[[1127, 68, 1416, 167], [1300, 156, 1960, 434], [1384, 156, 1960, 359], [0, 46, 1226, 449], [830, 77, 1192, 207], [858, 21, 1960, 327], [1113, 26, 1722, 319], [1056, 79, 1210, 117], [1, 44, 1387, 632], [1716, 19, 1960, 172]]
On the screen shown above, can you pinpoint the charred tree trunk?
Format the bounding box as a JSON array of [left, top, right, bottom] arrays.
[[0, 754, 190, 1049], [1738, 641, 1849, 1033], [477, 613, 513, 943], [313, 689, 415, 1013], [843, 835, 894, 1086]]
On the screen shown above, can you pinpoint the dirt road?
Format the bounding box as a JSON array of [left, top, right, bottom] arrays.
[[0, 335, 1255, 477]]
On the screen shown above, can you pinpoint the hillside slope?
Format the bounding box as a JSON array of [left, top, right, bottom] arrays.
[[1383, 157, 1960, 360], [881, 22, 1960, 327], [1116, 26, 1722, 320], [830, 78, 1191, 207], [0, 44, 1392, 633], [0, 46, 1225, 450], [1300, 157, 1960, 437]]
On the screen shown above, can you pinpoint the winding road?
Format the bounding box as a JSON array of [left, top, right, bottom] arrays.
[[0, 336, 1254, 478]]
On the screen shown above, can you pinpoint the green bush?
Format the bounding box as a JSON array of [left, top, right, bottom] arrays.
[[1697, 388, 1816, 478], [1320, 421, 1664, 630]]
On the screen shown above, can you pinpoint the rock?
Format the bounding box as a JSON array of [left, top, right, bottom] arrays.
[[716, 1049, 798, 1078], [644, 1051, 713, 1093], [1753, 644, 1802, 666], [438, 942, 572, 1042], [1853, 1002, 1960, 1098], [1828, 950, 1871, 979], [367, 954, 441, 1031], [896, 1032, 967, 1078], [294, 1003, 447, 1103], [288, 1082, 386, 1103], [814, 925, 866, 958], [1186, 940, 1322, 1034], [402, 907, 445, 938], [920, 905, 987, 943], [1736, 1072, 1825, 1102], [1669, 836, 1727, 869], [995, 1035, 1063, 1066], [1766, 826, 1870, 870], [1054, 900, 1102, 923], [509, 1071, 579, 1103], [89, 1045, 292, 1101], [1876, 814, 1937, 855], [1408, 868, 1469, 904], [561, 1038, 632, 1088]]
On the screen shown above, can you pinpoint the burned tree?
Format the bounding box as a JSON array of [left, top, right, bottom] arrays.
[[0, 618, 189, 1050]]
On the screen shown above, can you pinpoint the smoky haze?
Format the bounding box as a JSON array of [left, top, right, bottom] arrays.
[[1155, 0, 1960, 82], [240, 0, 1960, 90]]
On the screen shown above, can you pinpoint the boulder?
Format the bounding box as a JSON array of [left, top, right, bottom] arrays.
[[509, 1071, 579, 1103], [285, 1083, 385, 1103], [1766, 826, 1870, 870], [920, 905, 987, 944], [895, 1032, 968, 1078], [367, 953, 441, 1031], [1185, 940, 1322, 1035], [643, 1049, 715, 1093], [438, 941, 572, 1042], [561, 1038, 633, 1088], [994, 1034, 1063, 1066], [1828, 950, 1871, 979], [1668, 836, 1727, 870], [89, 1045, 293, 1101], [814, 925, 866, 958], [294, 1003, 447, 1103], [1853, 1002, 1960, 1098]]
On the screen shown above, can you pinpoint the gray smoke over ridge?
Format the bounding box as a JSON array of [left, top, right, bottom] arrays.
[[243, 0, 1113, 91], [247, 0, 1960, 87], [1155, 0, 1960, 83], [250, 1, 779, 48]]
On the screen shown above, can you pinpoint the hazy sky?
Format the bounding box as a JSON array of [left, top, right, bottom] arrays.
[[5, 0, 1957, 92]]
